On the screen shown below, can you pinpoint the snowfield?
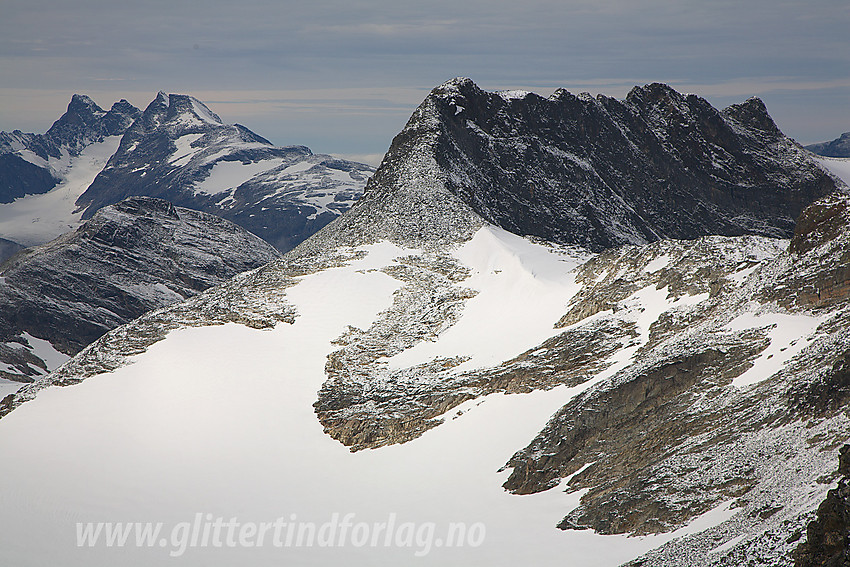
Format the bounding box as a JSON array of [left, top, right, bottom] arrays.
[[0, 227, 743, 566], [818, 156, 850, 186], [0, 136, 121, 246]]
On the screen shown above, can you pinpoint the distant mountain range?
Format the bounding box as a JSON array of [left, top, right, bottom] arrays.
[[806, 131, 850, 158], [0, 92, 373, 250], [1, 79, 848, 566]]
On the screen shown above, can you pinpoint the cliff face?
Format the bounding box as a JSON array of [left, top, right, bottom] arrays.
[[793, 445, 850, 567], [393, 78, 838, 251]]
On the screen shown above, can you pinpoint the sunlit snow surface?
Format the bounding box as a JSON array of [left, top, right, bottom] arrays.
[[0, 228, 739, 566], [389, 227, 590, 372], [727, 311, 825, 389], [0, 136, 122, 246]]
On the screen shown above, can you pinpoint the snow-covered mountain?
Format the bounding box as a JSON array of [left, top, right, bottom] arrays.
[[806, 131, 850, 158], [0, 79, 848, 566], [76, 92, 374, 251], [0, 92, 374, 251], [0, 196, 279, 387], [0, 95, 141, 245]]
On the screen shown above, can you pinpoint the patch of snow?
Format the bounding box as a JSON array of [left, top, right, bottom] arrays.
[[728, 264, 759, 286], [0, 136, 122, 246], [387, 225, 591, 372], [194, 158, 286, 196], [167, 133, 205, 165], [727, 311, 826, 389], [15, 149, 50, 169], [20, 332, 70, 372], [709, 533, 747, 555], [498, 90, 532, 100], [191, 99, 222, 125], [643, 254, 671, 274]]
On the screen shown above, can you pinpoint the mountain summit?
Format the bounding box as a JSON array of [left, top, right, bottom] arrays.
[[44, 94, 141, 154], [0, 94, 141, 208], [75, 92, 374, 251], [378, 78, 837, 250]]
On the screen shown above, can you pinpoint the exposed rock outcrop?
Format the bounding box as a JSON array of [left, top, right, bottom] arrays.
[[76, 92, 373, 251], [793, 445, 850, 567], [0, 196, 280, 382]]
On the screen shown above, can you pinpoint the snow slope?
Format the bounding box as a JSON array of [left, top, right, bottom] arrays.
[[817, 156, 850, 186], [0, 136, 121, 245], [0, 228, 738, 566]]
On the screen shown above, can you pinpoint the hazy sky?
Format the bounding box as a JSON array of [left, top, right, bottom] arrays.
[[1, 0, 848, 163]]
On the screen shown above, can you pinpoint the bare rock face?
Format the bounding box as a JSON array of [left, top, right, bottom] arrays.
[[0, 196, 280, 382], [792, 445, 850, 567], [0, 94, 141, 203], [409, 78, 839, 251]]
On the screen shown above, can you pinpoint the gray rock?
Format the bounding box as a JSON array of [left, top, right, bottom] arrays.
[[0, 196, 279, 382]]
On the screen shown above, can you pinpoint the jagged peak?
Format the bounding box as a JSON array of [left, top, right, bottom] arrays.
[[722, 96, 781, 135], [68, 93, 103, 111], [428, 77, 483, 104], [109, 99, 138, 113], [142, 92, 223, 126], [548, 88, 575, 101], [625, 82, 687, 107], [56, 94, 106, 123], [43, 94, 116, 150]]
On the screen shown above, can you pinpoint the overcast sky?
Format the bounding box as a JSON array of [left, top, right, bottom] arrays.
[[1, 0, 848, 164]]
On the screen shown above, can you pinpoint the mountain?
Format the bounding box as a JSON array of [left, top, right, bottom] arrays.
[[0, 93, 374, 251], [75, 92, 374, 251], [0, 95, 141, 244], [0, 79, 848, 566], [806, 132, 850, 157], [0, 196, 279, 385], [374, 78, 835, 251]]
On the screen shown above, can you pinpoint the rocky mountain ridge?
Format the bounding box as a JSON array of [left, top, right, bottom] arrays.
[[0, 94, 141, 204], [0, 196, 279, 385], [408, 78, 837, 251], [0, 92, 373, 250], [806, 132, 850, 158]]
